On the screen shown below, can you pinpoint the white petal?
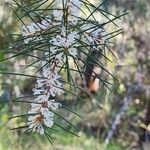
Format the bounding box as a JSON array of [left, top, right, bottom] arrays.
[[37, 125, 44, 135], [48, 100, 62, 110], [44, 119, 54, 128]]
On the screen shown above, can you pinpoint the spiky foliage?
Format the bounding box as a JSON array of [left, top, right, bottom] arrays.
[[0, 0, 127, 143]]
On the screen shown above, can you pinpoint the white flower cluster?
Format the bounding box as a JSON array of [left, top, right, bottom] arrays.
[[28, 62, 63, 135], [86, 28, 108, 44], [34, 65, 64, 97], [22, 0, 81, 43], [22, 17, 51, 43], [50, 30, 79, 62], [21, 0, 109, 135], [22, 1, 82, 134], [80, 24, 109, 45]]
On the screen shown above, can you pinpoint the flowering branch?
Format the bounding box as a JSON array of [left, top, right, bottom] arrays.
[[0, 0, 126, 141]]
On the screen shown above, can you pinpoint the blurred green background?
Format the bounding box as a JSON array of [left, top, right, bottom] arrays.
[[0, 0, 150, 150]]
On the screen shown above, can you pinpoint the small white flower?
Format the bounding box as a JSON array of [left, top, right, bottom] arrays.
[[36, 124, 44, 134], [28, 114, 45, 135], [67, 0, 81, 25], [67, 31, 78, 45], [83, 27, 109, 45], [68, 47, 77, 58], [30, 98, 62, 112], [53, 10, 63, 21], [35, 70, 64, 97], [43, 116, 54, 128], [35, 95, 49, 102], [48, 100, 62, 110], [49, 31, 79, 59], [26, 23, 40, 34], [41, 19, 51, 28], [33, 88, 45, 95], [41, 107, 54, 118], [28, 113, 54, 135]]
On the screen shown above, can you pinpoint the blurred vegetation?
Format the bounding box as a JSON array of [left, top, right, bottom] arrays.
[[0, 0, 150, 150]]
